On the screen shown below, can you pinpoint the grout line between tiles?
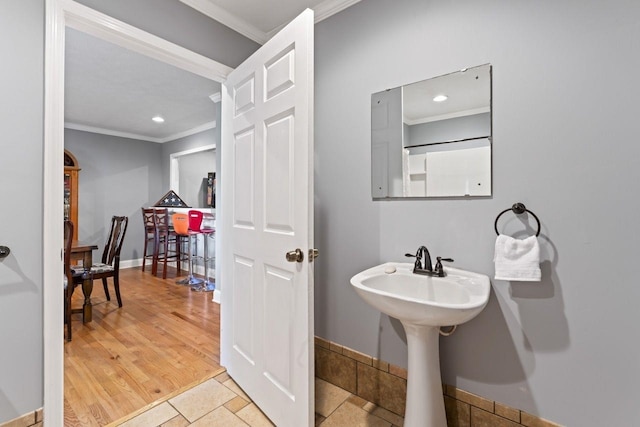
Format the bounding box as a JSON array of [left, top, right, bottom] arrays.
[[105, 367, 226, 426]]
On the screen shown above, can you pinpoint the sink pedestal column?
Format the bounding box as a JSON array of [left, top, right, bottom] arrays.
[[402, 323, 446, 427]]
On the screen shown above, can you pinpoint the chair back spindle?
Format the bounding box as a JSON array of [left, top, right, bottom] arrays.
[[102, 216, 128, 266]]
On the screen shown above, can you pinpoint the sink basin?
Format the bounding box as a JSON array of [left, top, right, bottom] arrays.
[[350, 262, 490, 427], [350, 262, 490, 327]]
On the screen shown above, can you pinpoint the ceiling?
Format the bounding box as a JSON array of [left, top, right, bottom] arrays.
[[65, 28, 221, 143], [64, 0, 360, 144]]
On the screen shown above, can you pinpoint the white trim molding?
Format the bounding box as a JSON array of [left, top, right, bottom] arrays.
[[180, 0, 361, 44], [44, 1, 66, 425], [209, 91, 221, 103], [64, 120, 217, 143], [266, 0, 362, 39], [314, 0, 362, 22], [61, 0, 233, 82], [180, 0, 268, 44]]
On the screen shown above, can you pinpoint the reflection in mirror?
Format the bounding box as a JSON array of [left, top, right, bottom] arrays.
[[371, 64, 492, 199]]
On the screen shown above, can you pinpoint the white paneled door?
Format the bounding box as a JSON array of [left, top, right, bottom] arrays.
[[220, 9, 314, 427]]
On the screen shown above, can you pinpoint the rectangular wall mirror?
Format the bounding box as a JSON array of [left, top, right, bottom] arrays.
[[371, 64, 492, 199]]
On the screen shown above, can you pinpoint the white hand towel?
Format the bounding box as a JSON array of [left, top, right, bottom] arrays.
[[494, 234, 541, 281]]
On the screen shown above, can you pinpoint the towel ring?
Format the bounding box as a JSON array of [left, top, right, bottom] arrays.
[[494, 203, 541, 236]]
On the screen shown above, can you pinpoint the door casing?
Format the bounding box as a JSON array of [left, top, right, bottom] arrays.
[[44, 1, 231, 425]]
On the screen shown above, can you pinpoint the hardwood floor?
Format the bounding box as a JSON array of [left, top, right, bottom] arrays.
[[63, 267, 221, 426]]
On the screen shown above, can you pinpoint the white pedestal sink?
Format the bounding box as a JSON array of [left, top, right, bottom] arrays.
[[351, 262, 490, 427]]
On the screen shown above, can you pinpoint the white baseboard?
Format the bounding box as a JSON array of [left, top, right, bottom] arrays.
[[121, 258, 143, 269], [121, 258, 213, 276], [121, 259, 220, 304]]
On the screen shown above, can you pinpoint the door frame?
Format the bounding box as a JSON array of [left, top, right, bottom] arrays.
[[44, 1, 232, 424]]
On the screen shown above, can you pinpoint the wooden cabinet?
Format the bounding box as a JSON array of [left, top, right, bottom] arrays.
[[64, 149, 80, 241]]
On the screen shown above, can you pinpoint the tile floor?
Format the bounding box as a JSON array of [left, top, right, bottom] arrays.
[[113, 371, 404, 427]]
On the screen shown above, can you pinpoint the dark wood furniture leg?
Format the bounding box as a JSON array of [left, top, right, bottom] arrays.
[[81, 250, 93, 323]]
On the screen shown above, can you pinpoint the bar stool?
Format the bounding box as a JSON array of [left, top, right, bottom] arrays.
[[190, 211, 215, 292], [141, 207, 156, 273], [153, 208, 181, 279], [172, 212, 203, 286]]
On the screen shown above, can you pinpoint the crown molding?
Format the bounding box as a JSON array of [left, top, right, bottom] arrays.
[[181, 0, 361, 44], [179, 0, 269, 44], [266, 0, 362, 38], [209, 91, 221, 103], [161, 121, 217, 142], [315, 0, 362, 22], [64, 120, 217, 143]]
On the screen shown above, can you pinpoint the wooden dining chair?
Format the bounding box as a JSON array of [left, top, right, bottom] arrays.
[[74, 216, 129, 307], [64, 220, 84, 341]]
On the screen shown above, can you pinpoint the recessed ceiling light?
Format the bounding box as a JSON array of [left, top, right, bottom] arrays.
[[433, 95, 448, 103], [152, 115, 165, 123]]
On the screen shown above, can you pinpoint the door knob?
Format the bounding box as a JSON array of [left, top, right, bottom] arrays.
[[309, 248, 319, 262], [285, 248, 304, 263], [0, 246, 10, 259]]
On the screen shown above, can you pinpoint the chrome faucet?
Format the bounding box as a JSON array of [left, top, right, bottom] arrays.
[[405, 246, 453, 277]]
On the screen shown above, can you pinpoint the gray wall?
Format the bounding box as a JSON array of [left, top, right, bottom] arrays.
[[65, 129, 164, 262], [177, 149, 216, 208], [314, 0, 640, 425], [161, 127, 218, 193], [0, 1, 44, 421]]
